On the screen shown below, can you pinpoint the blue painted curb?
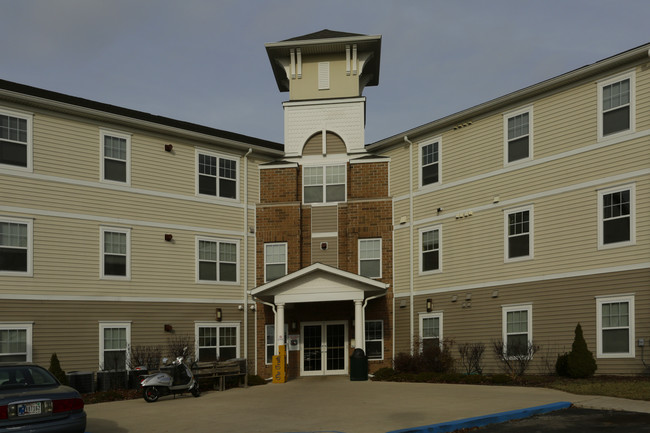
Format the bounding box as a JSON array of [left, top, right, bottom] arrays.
[[387, 401, 572, 433]]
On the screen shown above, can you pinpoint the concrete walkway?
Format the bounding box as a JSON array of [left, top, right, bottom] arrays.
[[85, 377, 650, 433]]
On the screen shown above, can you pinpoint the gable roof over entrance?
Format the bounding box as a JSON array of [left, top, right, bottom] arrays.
[[250, 263, 388, 304]]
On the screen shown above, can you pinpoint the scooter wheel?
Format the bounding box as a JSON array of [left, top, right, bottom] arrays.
[[143, 386, 160, 402], [191, 383, 200, 397]]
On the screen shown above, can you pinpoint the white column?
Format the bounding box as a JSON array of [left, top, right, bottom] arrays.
[[354, 300, 363, 351], [276, 303, 285, 354]]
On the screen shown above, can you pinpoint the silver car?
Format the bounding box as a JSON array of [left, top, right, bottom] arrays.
[[0, 363, 86, 433]]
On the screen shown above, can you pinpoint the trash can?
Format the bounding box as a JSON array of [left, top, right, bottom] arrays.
[[349, 348, 368, 381]]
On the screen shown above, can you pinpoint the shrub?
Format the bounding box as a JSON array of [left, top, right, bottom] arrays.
[[128, 345, 162, 371], [555, 352, 570, 377], [458, 342, 485, 375], [394, 339, 455, 374], [566, 323, 597, 378], [48, 353, 68, 385], [372, 367, 396, 381], [492, 339, 539, 379]]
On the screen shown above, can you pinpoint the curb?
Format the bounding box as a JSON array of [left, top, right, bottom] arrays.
[[387, 401, 573, 433]]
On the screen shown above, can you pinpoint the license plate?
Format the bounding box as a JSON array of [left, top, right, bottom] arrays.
[[17, 402, 42, 417]]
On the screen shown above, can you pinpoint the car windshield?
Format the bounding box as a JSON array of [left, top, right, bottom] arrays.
[[0, 365, 58, 389]]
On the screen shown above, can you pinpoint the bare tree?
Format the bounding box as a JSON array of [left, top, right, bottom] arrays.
[[492, 339, 539, 379], [458, 342, 485, 375]]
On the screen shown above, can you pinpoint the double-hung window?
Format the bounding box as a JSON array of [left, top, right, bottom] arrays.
[[0, 323, 33, 362], [419, 312, 442, 350], [598, 184, 635, 249], [365, 320, 383, 360], [197, 237, 238, 283], [599, 72, 635, 139], [197, 151, 238, 199], [419, 138, 440, 187], [0, 217, 33, 276], [504, 107, 532, 164], [196, 322, 240, 362], [101, 130, 130, 184], [264, 243, 287, 282], [265, 324, 289, 364], [1, 108, 32, 170], [597, 295, 635, 358], [502, 304, 532, 358], [420, 226, 441, 274], [101, 227, 130, 279], [303, 165, 345, 204], [99, 322, 130, 371], [358, 239, 381, 278], [505, 206, 533, 262]]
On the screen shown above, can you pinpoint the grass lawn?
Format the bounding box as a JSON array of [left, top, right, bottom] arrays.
[[547, 377, 650, 401]]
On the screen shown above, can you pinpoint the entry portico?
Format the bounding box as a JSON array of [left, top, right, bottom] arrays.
[[251, 263, 388, 376]]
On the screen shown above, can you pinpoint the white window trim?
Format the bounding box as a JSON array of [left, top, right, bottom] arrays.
[[195, 321, 241, 362], [264, 242, 287, 283], [418, 137, 442, 189], [195, 236, 240, 285], [365, 319, 384, 361], [0, 107, 33, 172], [504, 205, 534, 263], [0, 322, 33, 362], [265, 323, 289, 365], [503, 106, 533, 165], [597, 183, 636, 250], [597, 70, 636, 141], [302, 163, 347, 205], [502, 303, 533, 359], [0, 216, 33, 277], [99, 321, 131, 371], [195, 149, 240, 201], [100, 226, 131, 280], [100, 129, 131, 186], [419, 225, 442, 275], [358, 238, 382, 279], [418, 311, 443, 350], [596, 294, 635, 359]]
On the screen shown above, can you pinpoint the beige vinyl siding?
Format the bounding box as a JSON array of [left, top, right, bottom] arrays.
[[398, 268, 649, 375], [302, 133, 322, 156], [326, 132, 346, 154], [311, 205, 338, 233], [637, 63, 650, 131], [0, 299, 253, 372], [290, 54, 359, 100], [311, 236, 338, 267], [392, 229, 411, 295], [0, 215, 248, 300]]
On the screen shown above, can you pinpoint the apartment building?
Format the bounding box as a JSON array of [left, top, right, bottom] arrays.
[[1, 30, 648, 378]]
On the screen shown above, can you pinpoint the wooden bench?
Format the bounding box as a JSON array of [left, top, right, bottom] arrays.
[[192, 359, 247, 391]]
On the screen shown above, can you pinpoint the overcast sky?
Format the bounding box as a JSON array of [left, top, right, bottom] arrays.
[[1, 0, 648, 145]]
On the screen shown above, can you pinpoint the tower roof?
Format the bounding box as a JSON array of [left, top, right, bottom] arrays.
[[265, 29, 382, 92]]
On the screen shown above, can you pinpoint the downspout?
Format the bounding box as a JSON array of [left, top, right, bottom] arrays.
[[404, 136, 415, 355], [252, 294, 277, 380], [243, 148, 252, 361], [362, 292, 388, 352]]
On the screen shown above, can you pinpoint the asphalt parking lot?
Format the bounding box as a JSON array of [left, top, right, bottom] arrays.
[[84, 377, 650, 433]]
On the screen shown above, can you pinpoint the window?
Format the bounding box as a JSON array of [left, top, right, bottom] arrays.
[[0, 217, 33, 276], [420, 226, 441, 274], [599, 72, 635, 139], [303, 165, 346, 204], [318, 62, 330, 90], [505, 206, 533, 262], [419, 139, 440, 187], [365, 320, 383, 360], [0, 108, 32, 170], [101, 227, 130, 279], [502, 304, 532, 358], [197, 237, 238, 283], [598, 184, 635, 249], [197, 151, 238, 200], [264, 243, 287, 282], [419, 312, 442, 350], [196, 323, 240, 362], [504, 107, 532, 164], [359, 239, 381, 278], [0, 323, 33, 362], [597, 295, 635, 358], [101, 130, 130, 184], [265, 324, 289, 364], [99, 322, 130, 371]]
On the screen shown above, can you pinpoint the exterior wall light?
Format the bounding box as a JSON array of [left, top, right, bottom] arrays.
[[164, 233, 173, 242], [426, 298, 432, 312], [164, 144, 173, 152], [216, 308, 222, 322]]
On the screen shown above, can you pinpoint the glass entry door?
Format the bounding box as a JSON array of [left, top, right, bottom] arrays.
[[301, 321, 348, 376]]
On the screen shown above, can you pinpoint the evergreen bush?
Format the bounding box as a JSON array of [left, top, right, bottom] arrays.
[[566, 323, 597, 378], [48, 353, 68, 385]]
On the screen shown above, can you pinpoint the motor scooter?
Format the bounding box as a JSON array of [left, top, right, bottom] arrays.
[[140, 347, 200, 402]]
